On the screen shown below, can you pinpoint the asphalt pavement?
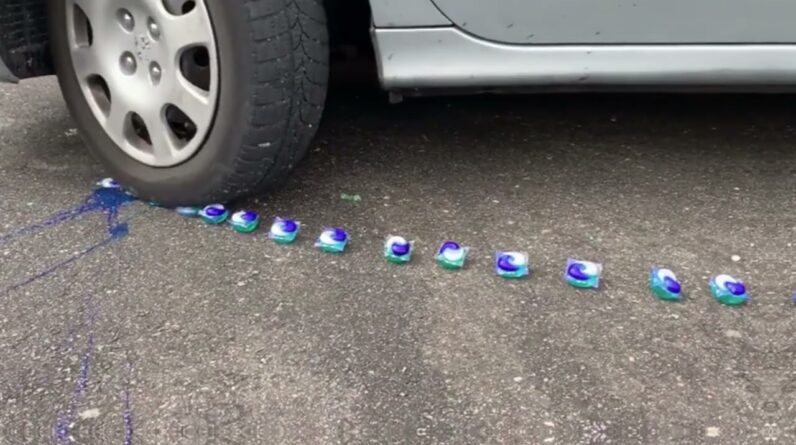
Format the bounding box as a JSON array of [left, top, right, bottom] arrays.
[[0, 77, 794, 444]]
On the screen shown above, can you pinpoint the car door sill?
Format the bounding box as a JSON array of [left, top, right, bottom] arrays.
[[374, 27, 796, 91]]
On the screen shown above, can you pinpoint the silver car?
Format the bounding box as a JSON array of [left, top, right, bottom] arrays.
[[1, 0, 788, 204]]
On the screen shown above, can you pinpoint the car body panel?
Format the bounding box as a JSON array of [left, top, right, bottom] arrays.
[[369, 0, 451, 28], [430, 0, 796, 44], [374, 27, 796, 90]]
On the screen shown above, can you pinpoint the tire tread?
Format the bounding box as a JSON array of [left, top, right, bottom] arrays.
[[219, 0, 328, 199]]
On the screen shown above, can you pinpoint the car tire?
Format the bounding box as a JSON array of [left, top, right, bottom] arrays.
[[48, 0, 329, 206]]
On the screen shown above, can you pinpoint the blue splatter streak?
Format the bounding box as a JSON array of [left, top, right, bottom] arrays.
[[0, 237, 118, 297], [0, 188, 136, 297], [53, 298, 97, 445], [0, 187, 141, 443], [122, 362, 134, 445], [0, 187, 135, 243]]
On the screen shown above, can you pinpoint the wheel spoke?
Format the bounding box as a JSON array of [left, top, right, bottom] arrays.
[[163, 9, 214, 49], [70, 46, 102, 80], [105, 103, 129, 136], [141, 107, 178, 164], [170, 79, 213, 126], [70, 0, 107, 28]]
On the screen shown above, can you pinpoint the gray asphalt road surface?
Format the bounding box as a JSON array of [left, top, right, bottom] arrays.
[[0, 77, 794, 444]]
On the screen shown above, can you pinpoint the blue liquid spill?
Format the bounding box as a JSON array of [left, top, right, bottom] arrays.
[[92, 187, 135, 212], [122, 362, 134, 445], [0, 187, 139, 443], [110, 223, 130, 239], [1, 187, 134, 244], [0, 187, 137, 297], [53, 300, 97, 445]]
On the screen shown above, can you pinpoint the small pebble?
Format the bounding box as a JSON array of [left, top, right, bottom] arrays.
[[705, 427, 720, 437], [78, 408, 101, 420], [725, 329, 742, 338]]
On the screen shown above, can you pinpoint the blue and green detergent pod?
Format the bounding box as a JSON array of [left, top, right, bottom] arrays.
[[436, 241, 467, 269], [709, 274, 748, 306], [316, 227, 348, 253], [649, 267, 682, 301], [269, 217, 300, 244], [564, 259, 602, 289], [384, 236, 412, 264], [228, 210, 260, 233], [495, 251, 529, 279], [175, 206, 202, 217], [199, 204, 229, 225]]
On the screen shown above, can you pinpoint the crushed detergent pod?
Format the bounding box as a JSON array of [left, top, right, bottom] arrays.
[[199, 204, 229, 225], [316, 228, 348, 253], [384, 236, 412, 264], [97, 177, 121, 189], [709, 274, 748, 305], [175, 206, 202, 217], [436, 241, 467, 269], [229, 210, 260, 233], [649, 267, 682, 301], [495, 252, 529, 279], [564, 259, 603, 289], [269, 217, 300, 244]]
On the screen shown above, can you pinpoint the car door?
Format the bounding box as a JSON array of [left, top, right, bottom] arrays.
[[430, 0, 796, 44]]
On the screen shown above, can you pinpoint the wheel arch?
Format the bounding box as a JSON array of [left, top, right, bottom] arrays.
[[0, 0, 53, 79]]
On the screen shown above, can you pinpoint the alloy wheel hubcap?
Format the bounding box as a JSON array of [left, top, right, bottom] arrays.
[[66, 0, 219, 167]]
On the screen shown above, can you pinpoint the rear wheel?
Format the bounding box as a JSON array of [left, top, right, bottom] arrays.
[[49, 0, 329, 205]]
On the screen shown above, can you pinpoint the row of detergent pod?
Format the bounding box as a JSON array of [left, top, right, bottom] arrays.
[[180, 202, 751, 307], [96, 180, 755, 307]]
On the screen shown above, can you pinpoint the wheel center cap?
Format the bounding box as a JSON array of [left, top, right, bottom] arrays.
[[133, 35, 154, 64]]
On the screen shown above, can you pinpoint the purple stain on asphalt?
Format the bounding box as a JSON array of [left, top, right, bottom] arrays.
[[54, 333, 95, 445], [122, 389, 134, 445], [54, 300, 97, 445], [0, 188, 137, 297], [0, 187, 135, 244], [0, 236, 116, 297], [0, 203, 93, 243], [122, 362, 134, 445]]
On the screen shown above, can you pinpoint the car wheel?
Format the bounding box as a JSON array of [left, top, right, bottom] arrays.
[[48, 0, 329, 205]]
